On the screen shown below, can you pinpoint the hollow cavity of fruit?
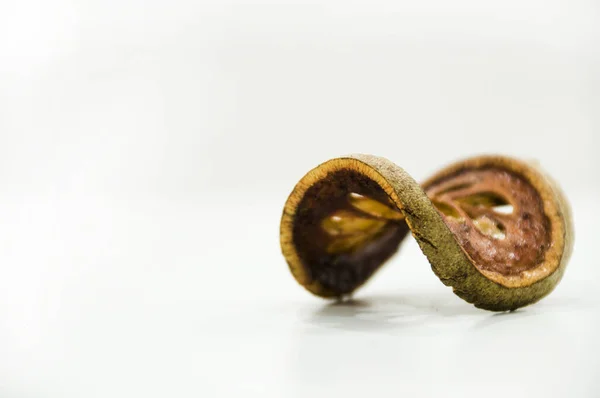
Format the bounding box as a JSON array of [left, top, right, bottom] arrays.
[[424, 167, 551, 277], [292, 169, 410, 295]]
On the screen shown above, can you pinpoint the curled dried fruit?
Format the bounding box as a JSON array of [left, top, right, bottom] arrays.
[[280, 154, 573, 311]]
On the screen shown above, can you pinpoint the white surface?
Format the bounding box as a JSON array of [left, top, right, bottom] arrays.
[[1, 0, 599, 397], [0, 194, 598, 398]]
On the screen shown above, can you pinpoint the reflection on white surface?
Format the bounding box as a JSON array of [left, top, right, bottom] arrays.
[[0, 195, 597, 397]]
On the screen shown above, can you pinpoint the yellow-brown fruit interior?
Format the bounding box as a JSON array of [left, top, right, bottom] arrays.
[[292, 168, 409, 295]]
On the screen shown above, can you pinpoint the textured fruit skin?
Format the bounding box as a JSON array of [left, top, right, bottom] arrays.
[[280, 154, 573, 311]]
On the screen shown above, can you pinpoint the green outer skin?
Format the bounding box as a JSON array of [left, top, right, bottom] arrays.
[[348, 154, 574, 312]]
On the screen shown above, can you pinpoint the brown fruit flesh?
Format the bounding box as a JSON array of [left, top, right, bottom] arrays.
[[424, 168, 551, 277]]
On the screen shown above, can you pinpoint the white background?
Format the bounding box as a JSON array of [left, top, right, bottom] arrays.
[[0, 1, 599, 397]]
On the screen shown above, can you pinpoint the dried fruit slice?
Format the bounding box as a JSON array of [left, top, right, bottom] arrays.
[[280, 154, 573, 311]]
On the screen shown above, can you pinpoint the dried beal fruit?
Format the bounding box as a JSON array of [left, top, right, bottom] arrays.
[[280, 154, 573, 311]]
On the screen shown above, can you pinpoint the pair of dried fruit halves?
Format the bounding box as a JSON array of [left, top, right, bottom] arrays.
[[280, 154, 573, 311]]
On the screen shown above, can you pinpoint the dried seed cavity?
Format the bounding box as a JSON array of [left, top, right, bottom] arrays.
[[290, 168, 410, 296], [348, 193, 405, 220], [472, 215, 506, 240], [321, 192, 406, 254], [424, 168, 550, 277]]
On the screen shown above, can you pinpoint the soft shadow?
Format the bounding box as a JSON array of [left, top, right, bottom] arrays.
[[471, 295, 589, 330], [470, 309, 529, 329], [305, 291, 589, 333], [306, 292, 482, 332]]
